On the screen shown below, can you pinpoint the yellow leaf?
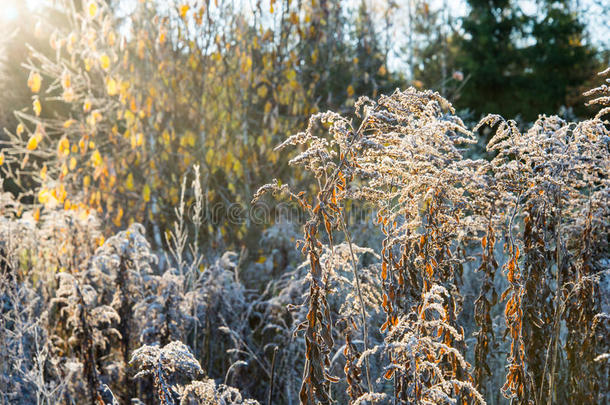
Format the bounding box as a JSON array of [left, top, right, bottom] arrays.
[[113, 207, 123, 227], [180, 4, 190, 18], [61, 71, 71, 89], [79, 138, 86, 153], [40, 164, 47, 180], [38, 188, 50, 204], [17, 123, 24, 135], [205, 148, 214, 164], [233, 159, 242, 176], [54, 184, 66, 203], [83, 175, 91, 188], [0, 152, 3, 166], [107, 31, 116, 46], [245, 56, 252, 72], [100, 53, 111, 70], [58, 138, 70, 156], [257, 86, 268, 98], [182, 131, 195, 147], [131, 132, 144, 148], [126, 172, 134, 190], [143, 184, 151, 202], [162, 130, 170, 144], [33, 99, 42, 116], [256, 256, 267, 264], [63, 119, 75, 128], [264, 101, 272, 114], [69, 157, 77, 170], [91, 149, 103, 167], [106, 77, 118, 95], [84, 99, 92, 112], [27, 133, 42, 150], [88, 1, 98, 18], [28, 71, 42, 93], [347, 85, 355, 97]]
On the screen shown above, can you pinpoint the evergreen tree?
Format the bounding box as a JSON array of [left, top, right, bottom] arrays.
[[522, 0, 598, 118], [456, 0, 525, 119], [457, 0, 599, 121]]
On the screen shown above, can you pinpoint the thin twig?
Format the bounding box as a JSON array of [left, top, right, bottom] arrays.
[[339, 211, 373, 394], [268, 346, 278, 405]]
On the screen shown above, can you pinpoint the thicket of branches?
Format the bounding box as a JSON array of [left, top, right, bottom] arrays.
[[2, 67, 609, 404]]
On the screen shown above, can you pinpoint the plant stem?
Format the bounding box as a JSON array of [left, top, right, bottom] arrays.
[[339, 211, 373, 394], [268, 346, 278, 405]]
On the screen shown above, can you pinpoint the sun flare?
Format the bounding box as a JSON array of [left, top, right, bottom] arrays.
[[0, 0, 49, 22]]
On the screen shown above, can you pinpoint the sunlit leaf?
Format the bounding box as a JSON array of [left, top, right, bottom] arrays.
[[143, 184, 151, 202], [33, 98, 42, 116], [180, 4, 190, 18], [106, 77, 118, 95], [27, 133, 42, 150], [347, 85, 354, 97], [91, 149, 103, 167], [88, 1, 98, 18], [126, 172, 134, 190], [28, 71, 42, 93], [58, 138, 70, 156], [100, 53, 111, 70]]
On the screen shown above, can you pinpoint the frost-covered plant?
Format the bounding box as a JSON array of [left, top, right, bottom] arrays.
[[180, 378, 261, 405], [131, 341, 204, 404], [86, 222, 157, 401], [0, 257, 71, 405], [49, 272, 121, 403], [256, 74, 609, 404], [130, 340, 260, 405], [370, 284, 484, 404], [255, 88, 486, 403]]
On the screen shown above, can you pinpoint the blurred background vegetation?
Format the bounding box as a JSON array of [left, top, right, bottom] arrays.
[[0, 0, 608, 253]]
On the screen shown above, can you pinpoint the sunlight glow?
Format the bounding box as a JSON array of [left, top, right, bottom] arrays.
[[0, 0, 49, 22], [1, 5, 19, 21]]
